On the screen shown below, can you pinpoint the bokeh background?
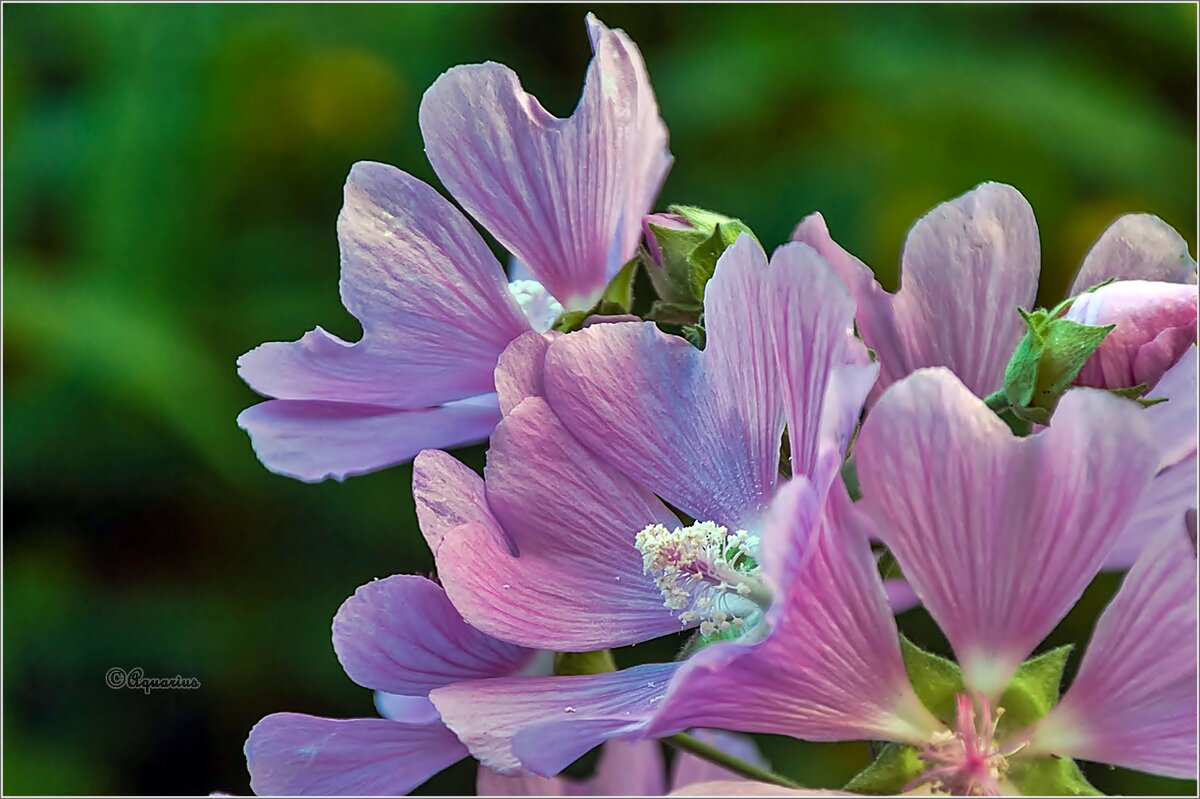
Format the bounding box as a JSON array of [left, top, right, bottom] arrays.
[[4, 3, 1196, 795]]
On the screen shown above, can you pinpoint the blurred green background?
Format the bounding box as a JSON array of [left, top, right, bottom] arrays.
[[4, 3, 1196, 795]]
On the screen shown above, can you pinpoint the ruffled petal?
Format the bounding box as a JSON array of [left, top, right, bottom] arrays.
[[1065, 280, 1197, 391], [646, 484, 938, 745], [244, 709, 466, 796], [794, 183, 1040, 400], [1027, 520, 1198, 779], [545, 235, 783, 526], [1107, 349, 1198, 568], [411, 448, 507, 554], [419, 16, 670, 310], [1069, 214, 1198, 294], [428, 662, 679, 774], [238, 163, 529, 409], [332, 575, 534, 696], [496, 331, 556, 416], [765, 242, 877, 494], [857, 369, 1159, 698], [236, 395, 501, 483], [670, 731, 767, 790], [435, 397, 682, 650]]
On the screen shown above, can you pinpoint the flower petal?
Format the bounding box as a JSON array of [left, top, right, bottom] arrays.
[[244, 710, 466, 796], [544, 235, 783, 526], [670, 782, 852, 797], [1065, 280, 1197, 391], [419, 16, 670, 310], [412, 447, 507, 554], [857, 369, 1159, 697], [765, 242, 877, 494], [670, 731, 767, 790], [1069, 214, 1198, 294], [332, 575, 535, 696], [237, 395, 501, 483], [435, 397, 682, 650], [238, 163, 529, 409], [1106, 349, 1198, 568], [1027, 519, 1198, 779], [429, 662, 679, 774], [646, 484, 938, 746], [794, 183, 1040, 399], [496, 331, 556, 416]]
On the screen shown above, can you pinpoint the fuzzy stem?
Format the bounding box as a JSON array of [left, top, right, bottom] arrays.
[[665, 732, 801, 789]]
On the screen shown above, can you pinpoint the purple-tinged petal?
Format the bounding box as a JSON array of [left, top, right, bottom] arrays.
[[1107, 349, 1198, 569], [237, 395, 501, 483], [435, 397, 682, 650], [477, 767, 576, 797], [883, 579, 921, 614], [245, 709, 466, 796], [670, 783, 853, 797], [545, 235, 783, 526], [857, 369, 1159, 698], [765, 242, 877, 494], [1069, 214, 1198, 294], [429, 662, 678, 774], [670, 731, 767, 790], [587, 740, 668, 796], [412, 448, 509, 555], [645, 484, 939, 745], [794, 184, 1040, 400], [420, 16, 670, 311], [1065, 280, 1197, 391], [332, 575, 535, 696], [496, 331, 556, 416], [239, 163, 529, 409], [1027, 520, 1198, 779]]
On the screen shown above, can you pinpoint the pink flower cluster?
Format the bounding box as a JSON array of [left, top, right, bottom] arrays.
[[236, 15, 1198, 798]]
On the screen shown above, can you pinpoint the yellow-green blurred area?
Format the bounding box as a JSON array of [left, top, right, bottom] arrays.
[[3, 3, 1196, 795]]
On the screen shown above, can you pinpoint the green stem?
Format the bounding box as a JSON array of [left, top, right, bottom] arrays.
[[665, 732, 801, 789]]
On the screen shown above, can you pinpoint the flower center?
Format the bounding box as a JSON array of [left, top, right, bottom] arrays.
[[508, 279, 564, 333], [634, 520, 770, 637], [910, 693, 1016, 796]]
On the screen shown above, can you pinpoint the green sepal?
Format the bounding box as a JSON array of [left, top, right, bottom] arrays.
[[686, 220, 754, 301], [645, 205, 756, 304], [552, 309, 591, 334], [1107, 383, 1169, 408], [646, 300, 702, 325], [1031, 319, 1114, 408], [1001, 304, 1114, 420], [899, 636, 963, 724], [841, 457, 862, 502], [1006, 755, 1102, 796], [997, 644, 1072, 733], [596, 257, 639, 316], [1003, 308, 1047, 408], [553, 649, 616, 677], [842, 743, 925, 794], [682, 323, 706, 350]]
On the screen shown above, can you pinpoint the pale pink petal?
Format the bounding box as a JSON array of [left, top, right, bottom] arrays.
[[545, 235, 783, 526], [857, 369, 1159, 698], [587, 740, 668, 796], [1028, 520, 1198, 779], [794, 183, 1040, 400], [420, 17, 670, 311], [1065, 280, 1197, 390], [245, 709, 466, 796], [1069, 214, 1198, 294], [238, 163, 529, 408], [429, 662, 678, 774], [435, 397, 682, 650], [332, 575, 534, 696], [477, 768, 578, 797], [645, 484, 939, 745], [412, 448, 509, 555], [670, 731, 767, 790], [765, 242, 877, 494], [496, 331, 556, 416], [670, 782, 853, 797], [237, 395, 501, 483]]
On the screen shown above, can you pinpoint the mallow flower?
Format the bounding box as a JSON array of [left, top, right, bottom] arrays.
[[236, 14, 671, 482], [416, 233, 878, 667], [426, 370, 1194, 795], [792, 182, 1198, 403]]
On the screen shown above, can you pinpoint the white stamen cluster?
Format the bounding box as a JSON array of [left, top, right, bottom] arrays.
[[635, 520, 765, 637], [508, 279, 564, 333]]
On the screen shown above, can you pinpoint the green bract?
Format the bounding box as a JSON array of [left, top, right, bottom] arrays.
[[644, 205, 757, 306]]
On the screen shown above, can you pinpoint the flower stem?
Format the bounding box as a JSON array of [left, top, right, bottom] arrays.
[[665, 732, 801, 789]]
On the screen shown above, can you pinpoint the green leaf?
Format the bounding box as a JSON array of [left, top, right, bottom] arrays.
[[646, 300, 703, 325], [1007, 756, 1102, 796], [997, 645, 1072, 731], [900, 637, 963, 724], [552, 650, 616, 677], [842, 743, 924, 795]]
